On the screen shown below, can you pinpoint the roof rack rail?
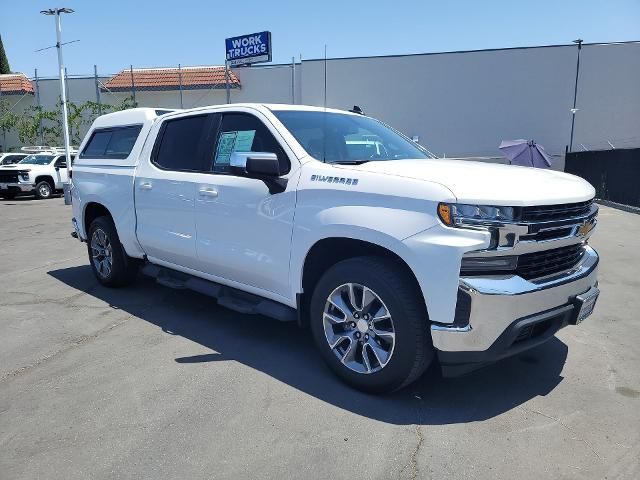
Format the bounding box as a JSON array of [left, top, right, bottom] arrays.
[[20, 146, 79, 154]]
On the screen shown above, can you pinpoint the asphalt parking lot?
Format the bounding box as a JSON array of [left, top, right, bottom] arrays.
[[1, 197, 638, 479]]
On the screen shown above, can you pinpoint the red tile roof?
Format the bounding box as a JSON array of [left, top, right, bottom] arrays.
[[0, 74, 34, 95], [102, 66, 241, 92]]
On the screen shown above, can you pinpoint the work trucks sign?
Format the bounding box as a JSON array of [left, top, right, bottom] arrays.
[[225, 31, 272, 66]]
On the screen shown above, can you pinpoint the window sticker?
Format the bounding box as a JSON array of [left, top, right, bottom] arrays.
[[215, 131, 238, 166], [214, 130, 256, 167], [234, 130, 256, 152]]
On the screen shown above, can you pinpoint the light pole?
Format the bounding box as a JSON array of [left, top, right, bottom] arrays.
[[40, 8, 74, 173], [568, 38, 583, 153]]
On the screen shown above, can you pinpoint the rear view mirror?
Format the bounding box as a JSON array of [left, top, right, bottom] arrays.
[[230, 152, 280, 177], [229, 151, 287, 194]]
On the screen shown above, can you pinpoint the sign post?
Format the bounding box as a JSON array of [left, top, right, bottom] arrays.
[[224, 31, 272, 104]]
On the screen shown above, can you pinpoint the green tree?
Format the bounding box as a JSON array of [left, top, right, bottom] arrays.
[[0, 35, 10, 74], [0, 99, 18, 150]]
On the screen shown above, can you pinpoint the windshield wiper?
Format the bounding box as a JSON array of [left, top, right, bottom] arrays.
[[329, 160, 371, 165]]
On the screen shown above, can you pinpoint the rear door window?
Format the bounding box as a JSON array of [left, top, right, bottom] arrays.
[[152, 114, 216, 171], [80, 125, 143, 159]]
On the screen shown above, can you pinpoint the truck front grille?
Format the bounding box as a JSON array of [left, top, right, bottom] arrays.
[[521, 200, 593, 222], [517, 244, 585, 279], [0, 172, 19, 183]]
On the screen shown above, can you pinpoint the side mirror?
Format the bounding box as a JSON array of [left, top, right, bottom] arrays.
[[230, 152, 280, 177]]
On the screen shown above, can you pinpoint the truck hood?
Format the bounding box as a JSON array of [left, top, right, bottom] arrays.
[[346, 159, 595, 206], [0, 164, 45, 172]]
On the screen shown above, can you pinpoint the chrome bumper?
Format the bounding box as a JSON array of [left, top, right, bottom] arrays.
[[0, 182, 34, 192], [431, 245, 599, 352]]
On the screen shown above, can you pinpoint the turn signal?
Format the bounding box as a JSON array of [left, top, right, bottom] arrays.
[[438, 203, 452, 226]]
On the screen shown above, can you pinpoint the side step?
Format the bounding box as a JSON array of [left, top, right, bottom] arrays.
[[141, 264, 296, 322]]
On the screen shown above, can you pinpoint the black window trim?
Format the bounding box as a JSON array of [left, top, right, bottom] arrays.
[[150, 113, 218, 173], [79, 123, 144, 160], [150, 111, 292, 177], [208, 111, 291, 177]]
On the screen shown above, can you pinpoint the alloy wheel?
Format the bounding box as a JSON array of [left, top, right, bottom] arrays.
[[91, 228, 113, 279], [322, 282, 396, 374]]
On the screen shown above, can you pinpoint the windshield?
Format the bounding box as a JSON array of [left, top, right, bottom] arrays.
[[19, 154, 56, 165], [273, 110, 429, 163]]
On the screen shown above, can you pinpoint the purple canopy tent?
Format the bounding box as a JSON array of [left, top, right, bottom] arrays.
[[499, 139, 553, 168]]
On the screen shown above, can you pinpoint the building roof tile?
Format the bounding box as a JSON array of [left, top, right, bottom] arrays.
[[0, 73, 34, 95], [102, 66, 240, 92]]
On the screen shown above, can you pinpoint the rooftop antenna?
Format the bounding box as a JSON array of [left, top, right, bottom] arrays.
[[323, 44, 327, 163]]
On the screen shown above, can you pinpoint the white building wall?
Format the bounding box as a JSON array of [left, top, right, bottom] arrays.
[[3, 42, 638, 165], [300, 42, 640, 162]]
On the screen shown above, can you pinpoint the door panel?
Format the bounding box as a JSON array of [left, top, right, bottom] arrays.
[[195, 174, 297, 298], [134, 114, 215, 269], [194, 111, 296, 298], [135, 174, 198, 268]]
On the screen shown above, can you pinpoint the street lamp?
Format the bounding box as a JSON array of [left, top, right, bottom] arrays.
[[568, 38, 583, 153], [40, 8, 74, 178]]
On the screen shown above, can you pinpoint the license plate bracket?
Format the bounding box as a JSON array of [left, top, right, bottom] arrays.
[[572, 286, 599, 325]]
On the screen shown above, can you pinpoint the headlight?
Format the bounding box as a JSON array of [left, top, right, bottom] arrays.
[[20, 172, 30, 181], [438, 202, 515, 227]]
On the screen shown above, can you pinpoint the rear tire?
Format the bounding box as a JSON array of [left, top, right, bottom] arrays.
[[87, 216, 138, 287], [309, 256, 433, 393], [34, 180, 53, 199]]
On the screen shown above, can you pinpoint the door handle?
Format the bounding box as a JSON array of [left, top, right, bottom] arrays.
[[199, 187, 218, 198], [139, 182, 153, 190]]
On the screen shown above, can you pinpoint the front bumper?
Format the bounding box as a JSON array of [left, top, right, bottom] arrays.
[[0, 182, 35, 193], [431, 245, 599, 375]]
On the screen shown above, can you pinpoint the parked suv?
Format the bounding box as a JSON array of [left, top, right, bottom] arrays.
[[70, 105, 599, 392], [0, 152, 73, 199]]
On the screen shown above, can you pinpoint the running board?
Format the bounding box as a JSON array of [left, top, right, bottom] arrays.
[[141, 264, 296, 322]]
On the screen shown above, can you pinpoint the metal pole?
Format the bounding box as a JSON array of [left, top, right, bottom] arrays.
[[94, 64, 101, 115], [130, 64, 136, 105], [54, 11, 72, 170], [35, 68, 45, 145], [291, 56, 295, 104], [225, 60, 230, 104], [569, 39, 583, 153], [178, 63, 184, 109]]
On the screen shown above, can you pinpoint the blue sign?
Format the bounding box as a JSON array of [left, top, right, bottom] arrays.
[[225, 31, 272, 66]]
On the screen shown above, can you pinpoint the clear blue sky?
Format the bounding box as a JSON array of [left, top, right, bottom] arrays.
[[2, 0, 639, 77]]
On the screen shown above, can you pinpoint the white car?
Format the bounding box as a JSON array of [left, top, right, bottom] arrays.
[[0, 152, 72, 199], [69, 105, 599, 393]]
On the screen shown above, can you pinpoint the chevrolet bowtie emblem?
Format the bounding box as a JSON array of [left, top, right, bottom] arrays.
[[577, 220, 594, 237]]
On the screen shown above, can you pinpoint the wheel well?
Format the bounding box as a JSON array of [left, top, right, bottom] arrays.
[[34, 175, 54, 188], [300, 238, 425, 327], [84, 202, 112, 233]]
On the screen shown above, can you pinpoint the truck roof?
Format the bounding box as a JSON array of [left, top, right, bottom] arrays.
[[90, 104, 356, 130], [91, 108, 178, 129]]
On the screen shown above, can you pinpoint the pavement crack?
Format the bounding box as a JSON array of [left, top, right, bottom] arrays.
[[398, 392, 426, 480], [519, 406, 602, 460], [408, 424, 424, 480], [0, 316, 131, 384]]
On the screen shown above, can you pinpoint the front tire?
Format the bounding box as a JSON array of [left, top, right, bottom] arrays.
[[310, 256, 433, 393], [87, 216, 138, 287], [34, 180, 53, 199]]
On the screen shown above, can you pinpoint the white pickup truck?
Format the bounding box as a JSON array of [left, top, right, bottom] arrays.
[[0, 152, 72, 199], [70, 105, 599, 392]]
